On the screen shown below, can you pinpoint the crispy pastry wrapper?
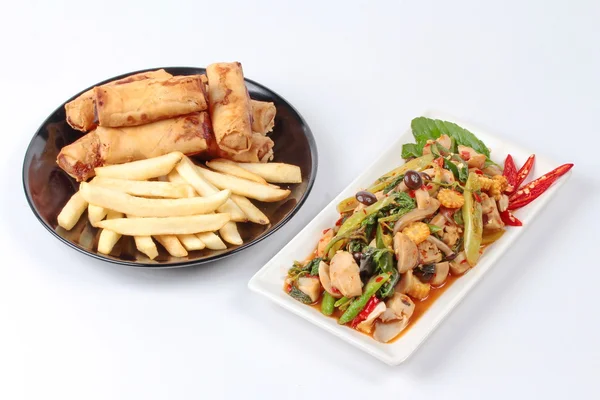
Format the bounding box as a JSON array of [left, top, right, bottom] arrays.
[[250, 100, 276, 135], [65, 69, 172, 132], [206, 62, 253, 154], [57, 112, 218, 181], [95, 75, 208, 128], [220, 132, 274, 163]]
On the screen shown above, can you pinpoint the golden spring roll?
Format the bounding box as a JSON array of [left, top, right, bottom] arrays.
[[65, 69, 172, 132], [199, 74, 208, 92], [57, 112, 219, 181], [206, 62, 253, 154], [95, 75, 208, 128], [221, 132, 274, 163], [250, 100, 276, 135]]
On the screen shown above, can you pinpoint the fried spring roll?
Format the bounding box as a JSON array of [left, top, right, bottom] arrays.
[[65, 69, 172, 132], [221, 133, 274, 163], [95, 75, 208, 128], [57, 112, 218, 181], [250, 100, 276, 135], [206, 62, 253, 154]]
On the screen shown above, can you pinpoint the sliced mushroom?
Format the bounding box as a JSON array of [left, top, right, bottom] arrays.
[[356, 302, 387, 334], [318, 261, 342, 298], [498, 194, 509, 212], [397, 269, 431, 300], [380, 293, 415, 322], [415, 189, 432, 209], [458, 145, 486, 169], [450, 251, 470, 275], [393, 198, 441, 234], [426, 235, 455, 259], [481, 193, 504, 231], [483, 164, 503, 177], [431, 261, 450, 286], [297, 276, 321, 302], [329, 251, 362, 298], [316, 229, 334, 257], [373, 319, 410, 343], [429, 213, 447, 229], [393, 232, 419, 273], [441, 168, 455, 183], [394, 181, 408, 193], [418, 240, 443, 264]]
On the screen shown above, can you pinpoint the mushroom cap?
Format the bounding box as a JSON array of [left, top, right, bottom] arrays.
[[393, 232, 419, 273], [329, 251, 362, 298], [318, 260, 342, 298], [431, 261, 450, 286], [373, 319, 410, 343]]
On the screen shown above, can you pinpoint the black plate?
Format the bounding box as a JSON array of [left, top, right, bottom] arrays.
[[22, 67, 317, 268]]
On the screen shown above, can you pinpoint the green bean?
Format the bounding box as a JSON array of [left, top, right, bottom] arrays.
[[334, 296, 350, 308], [321, 292, 336, 316], [338, 273, 390, 325]]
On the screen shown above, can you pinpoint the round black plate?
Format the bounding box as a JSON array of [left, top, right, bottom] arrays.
[[22, 67, 317, 268]]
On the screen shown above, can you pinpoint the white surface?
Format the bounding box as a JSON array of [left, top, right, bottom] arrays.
[[1, 0, 599, 398], [249, 111, 572, 365]]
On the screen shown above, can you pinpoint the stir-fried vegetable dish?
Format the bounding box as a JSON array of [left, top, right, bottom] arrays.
[[284, 117, 573, 343]]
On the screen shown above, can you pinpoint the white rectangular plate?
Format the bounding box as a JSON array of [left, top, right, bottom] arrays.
[[248, 111, 571, 365]]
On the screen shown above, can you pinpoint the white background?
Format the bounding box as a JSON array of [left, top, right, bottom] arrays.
[[1, 1, 599, 399]]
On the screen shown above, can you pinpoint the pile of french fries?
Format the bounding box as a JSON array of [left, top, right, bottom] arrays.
[[56, 152, 302, 259]]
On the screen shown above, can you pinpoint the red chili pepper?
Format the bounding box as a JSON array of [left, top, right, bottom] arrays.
[[500, 210, 522, 226], [460, 151, 471, 161], [508, 163, 573, 210], [350, 296, 380, 328], [513, 154, 535, 190], [473, 192, 482, 203], [322, 228, 331, 234], [503, 154, 518, 193], [285, 283, 292, 293], [331, 286, 340, 294], [335, 217, 343, 226], [409, 190, 416, 198], [474, 169, 483, 175]]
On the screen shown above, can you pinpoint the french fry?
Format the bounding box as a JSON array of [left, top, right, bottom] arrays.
[[94, 151, 183, 181], [88, 204, 108, 227], [234, 162, 302, 184], [196, 232, 227, 250], [195, 166, 290, 202], [95, 213, 230, 236], [175, 157, 247, 222], [206, 159, 268, 184], [155, 235, 188, 257], [97, 210, 124, 254], [80, 182, 230, 217], [230, 194, 269, 225], [178, 234, 206, 251], [134, 235, 159, 260], [57, 191, 88, 230], [167, 170, 189, 185], [92, 177, 195, 198], [219, 221, 243, 245]]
